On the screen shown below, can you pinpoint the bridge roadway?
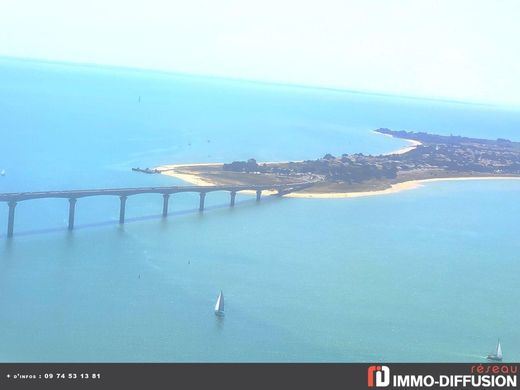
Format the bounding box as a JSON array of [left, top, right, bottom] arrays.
[[0, 182, 312, 238]]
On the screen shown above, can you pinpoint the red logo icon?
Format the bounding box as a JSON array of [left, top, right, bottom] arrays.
[[368, 365, 390, 387]]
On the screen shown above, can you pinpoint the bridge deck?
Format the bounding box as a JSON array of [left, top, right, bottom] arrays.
[[0, 183, 312, 202], [0, 182, 314, 237]]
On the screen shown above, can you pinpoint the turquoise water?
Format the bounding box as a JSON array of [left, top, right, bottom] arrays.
[[0, 57, 519, 362]]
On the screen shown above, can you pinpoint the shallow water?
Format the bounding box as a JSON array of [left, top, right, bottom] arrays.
[[0, 57, 519, 361]]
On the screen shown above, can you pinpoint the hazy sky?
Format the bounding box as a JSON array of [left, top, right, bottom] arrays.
[[0, 0, 519, 106]]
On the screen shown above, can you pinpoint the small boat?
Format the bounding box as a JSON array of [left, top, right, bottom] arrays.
[[486, 339, 503, 361], [214, 290, 224, 316], [0, 169, 5, 176]]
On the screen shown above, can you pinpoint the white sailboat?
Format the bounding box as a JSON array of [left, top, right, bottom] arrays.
[[486, 339, 503, 361], [214, 290, 224, 316]]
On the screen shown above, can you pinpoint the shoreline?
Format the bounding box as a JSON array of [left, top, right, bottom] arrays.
[[374, 130, 423, 155], [157, 163, 224, 186], [283, 176, 520, 199], [156, 163, 520, 199], [155, 132, 519, 199], [156, 163, 280, 195]]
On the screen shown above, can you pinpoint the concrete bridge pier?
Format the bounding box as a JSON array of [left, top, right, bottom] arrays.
[[6, 201, 16, 238], [162, 194, 170, 217], [199, 192, 206, 212], [0, 183, 311, 239], [119, 196, 127, 224], [68, 198, 77, 230]]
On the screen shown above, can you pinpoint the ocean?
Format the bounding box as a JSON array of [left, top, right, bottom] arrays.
[[0, 57, 519, 362]]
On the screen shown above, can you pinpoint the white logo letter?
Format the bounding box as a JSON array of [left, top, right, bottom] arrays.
[[376, 366, 390, 387]]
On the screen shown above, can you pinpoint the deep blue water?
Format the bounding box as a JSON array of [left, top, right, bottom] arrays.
[[0, 57, 519, 362]]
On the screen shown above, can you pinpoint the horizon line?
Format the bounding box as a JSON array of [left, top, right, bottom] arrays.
[[0, 54, 517, 110]]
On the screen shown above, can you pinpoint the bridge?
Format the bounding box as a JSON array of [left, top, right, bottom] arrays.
[[0, 182, 312, 238]]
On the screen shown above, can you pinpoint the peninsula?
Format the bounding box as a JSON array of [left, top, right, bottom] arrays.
[[156, 129, 520, 198]]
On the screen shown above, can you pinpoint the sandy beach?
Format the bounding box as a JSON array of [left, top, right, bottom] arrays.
[[155, 131, 520, 200], [387, 139, 422, 155], [374, 130, 423, 155], [157, 163, 224, 186], [156, 163, 280, 195], [156, 162, 520, 200], [284, 176, 520, 199]]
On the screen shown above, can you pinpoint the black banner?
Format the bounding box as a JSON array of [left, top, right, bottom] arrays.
[[0, 363, 517, 389]]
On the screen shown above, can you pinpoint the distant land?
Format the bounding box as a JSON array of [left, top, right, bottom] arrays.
[[154, 129, 520, 198]]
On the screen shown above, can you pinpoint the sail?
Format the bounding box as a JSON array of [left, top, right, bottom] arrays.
[[214, 291, 224, 313], [496, 340, 502, 359]]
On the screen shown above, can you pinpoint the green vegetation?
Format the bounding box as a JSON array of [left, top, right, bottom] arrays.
[[223, 129, 520, 185]]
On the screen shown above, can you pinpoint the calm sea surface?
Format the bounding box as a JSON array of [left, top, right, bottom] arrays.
[[0, 57, 519, 362]]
